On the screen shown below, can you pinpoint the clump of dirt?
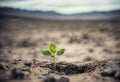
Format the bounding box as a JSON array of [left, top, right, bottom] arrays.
[[44, 59, 119, 75]]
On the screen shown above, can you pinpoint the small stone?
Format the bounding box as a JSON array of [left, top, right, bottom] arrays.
[[114, 71, 120, 79], [57, 77, 69, 82], [40, 75, 56, 82], [101, 68, 116, 76], [117, 60, 120, 67], [0, 64, 5, 70], [11, 67, 24, 79], [0, 64, 6, 70], [24, 62, 32, 67]]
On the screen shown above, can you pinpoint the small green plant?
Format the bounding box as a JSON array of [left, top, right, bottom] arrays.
[[42, 43, 65, 69], [98, 24, 109, 32], [82, 32, 89, 39], [68, 34, 77, 43], [98, 27, 109, 32]]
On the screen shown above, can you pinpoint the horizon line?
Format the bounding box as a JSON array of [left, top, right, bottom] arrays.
[[0, 6, 120, 15]]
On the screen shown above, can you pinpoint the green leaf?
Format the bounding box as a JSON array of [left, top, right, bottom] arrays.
[[57, 49, 65, 56], [50, 43, 57, 53], [42, 50, 51, 56]]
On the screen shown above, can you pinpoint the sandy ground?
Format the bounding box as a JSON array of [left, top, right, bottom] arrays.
[[0, 14, 120, 82]]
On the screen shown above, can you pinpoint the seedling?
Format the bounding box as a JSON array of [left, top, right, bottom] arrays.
[[68, 34, 77, 43], [42, 43, 65, 69], [98, 27, 109, 32], [82, 32, 89, 39], [98, 24, 109, 32]]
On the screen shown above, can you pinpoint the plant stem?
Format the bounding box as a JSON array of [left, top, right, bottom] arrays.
[[53, 54, 56, 70]]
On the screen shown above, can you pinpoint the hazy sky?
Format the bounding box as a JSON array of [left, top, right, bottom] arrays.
[[0, 0, 120, 14]]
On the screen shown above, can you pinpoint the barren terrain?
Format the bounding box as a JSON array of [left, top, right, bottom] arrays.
[[0, 14, 120, 82]]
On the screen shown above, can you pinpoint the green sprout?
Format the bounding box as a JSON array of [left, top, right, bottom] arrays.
[[82, 32, 89, 39], [98, 24, 109, 32], [68, 34, 77, 43], [98, 26, 109, 32], [42, 43, 65, 69]]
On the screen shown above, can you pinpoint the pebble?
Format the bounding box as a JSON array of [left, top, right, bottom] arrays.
[[40, 75, 56, 82], [0, 64, 6, 70], [117, 60, 120, 67], [101, 63, 120, 79], [101, 68, 116, 76], [114, 71, 120, 79], [11, 67, 24, 79], [57, 77, 69, 82], [40, 75, 70, 82], [24, 62, 32, 67]]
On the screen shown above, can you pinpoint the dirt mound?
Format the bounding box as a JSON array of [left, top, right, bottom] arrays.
[[38, 59, 119, 75]]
